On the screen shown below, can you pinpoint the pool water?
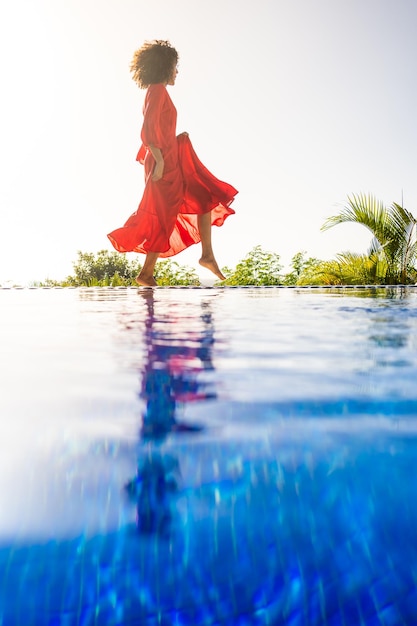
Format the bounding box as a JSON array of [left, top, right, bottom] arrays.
[[1, 286, 417, 625]]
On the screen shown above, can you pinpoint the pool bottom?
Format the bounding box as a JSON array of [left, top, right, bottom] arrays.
[[1, 431, 417, 626]]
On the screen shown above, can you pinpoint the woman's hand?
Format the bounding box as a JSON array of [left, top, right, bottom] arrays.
[[152, 159, 164, 182]]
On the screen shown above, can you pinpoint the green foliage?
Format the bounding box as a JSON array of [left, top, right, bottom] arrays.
[[38, 250, 200, 287], [221, 245, 283, 286], [322, 193, 417, 284], [33, 278, 62, 287], [301, 252, 385, 285], [283, 251, 322, 285], [62, 250, 142, 286], [154, 259, 200, 286]]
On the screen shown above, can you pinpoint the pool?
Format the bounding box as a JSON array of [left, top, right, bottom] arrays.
[[1, 286, 417, 625]]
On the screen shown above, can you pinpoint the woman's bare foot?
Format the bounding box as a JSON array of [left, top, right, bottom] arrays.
[[199, 256, 226, 281], [136, 273, 157, 287]]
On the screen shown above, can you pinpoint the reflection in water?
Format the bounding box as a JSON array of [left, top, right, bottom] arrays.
[[125, 290, 217, 534], [125, 451, 180, 536], [139, 290, 215, 439]]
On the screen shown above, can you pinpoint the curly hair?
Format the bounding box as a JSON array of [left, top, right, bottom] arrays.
[[130, 40, 179, 89]]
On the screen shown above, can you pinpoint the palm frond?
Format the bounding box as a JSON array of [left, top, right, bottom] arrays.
[[389, 202, 417, 272], [321, 193, 387, 236], [334, 251, 384, 284], [367, 236, 383, 258], [322, 193, 417, 283], [298, 251, 384, 285]]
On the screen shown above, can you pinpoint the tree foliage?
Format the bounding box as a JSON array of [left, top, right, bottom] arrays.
[[221, 245, 283, 286], [322, 193, 417, 284], [301, 252, 384, 285], [154, 259, 200, 286], [42, 250, 200, 287], [283, 251, 322, 285], [63, 250, 142, 286]]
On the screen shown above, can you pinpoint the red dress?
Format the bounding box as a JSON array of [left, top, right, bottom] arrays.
[[107, 83, 237, 257]]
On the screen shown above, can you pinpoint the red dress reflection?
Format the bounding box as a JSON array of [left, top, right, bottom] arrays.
[[140, 292, 215, 439], [125, 292, 216, 535]]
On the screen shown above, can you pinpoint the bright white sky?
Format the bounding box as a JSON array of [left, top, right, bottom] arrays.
[[1, 0, 417, 284]]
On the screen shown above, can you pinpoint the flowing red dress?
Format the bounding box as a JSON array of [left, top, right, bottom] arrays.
[[107, 83, 237, 257]]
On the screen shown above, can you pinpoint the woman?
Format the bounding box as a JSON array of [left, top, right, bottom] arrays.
[[107, 40, 237, 287]]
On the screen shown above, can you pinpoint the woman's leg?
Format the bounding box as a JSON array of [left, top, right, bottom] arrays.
[[136, 251, 159, 287], [197, 212, 226, 281]]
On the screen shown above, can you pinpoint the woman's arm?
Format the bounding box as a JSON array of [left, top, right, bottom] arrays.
[[149, 145, 164, 181]]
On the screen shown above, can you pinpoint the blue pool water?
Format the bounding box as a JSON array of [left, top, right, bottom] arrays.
[[1, 286, 417, 625]]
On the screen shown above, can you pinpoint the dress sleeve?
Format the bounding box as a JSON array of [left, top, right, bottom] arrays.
[[140, 84, 166, 149]]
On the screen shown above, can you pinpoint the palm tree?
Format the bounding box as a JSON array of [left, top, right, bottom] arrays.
[[308, 252, 386, 285], [321, 193, 417, 284]]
